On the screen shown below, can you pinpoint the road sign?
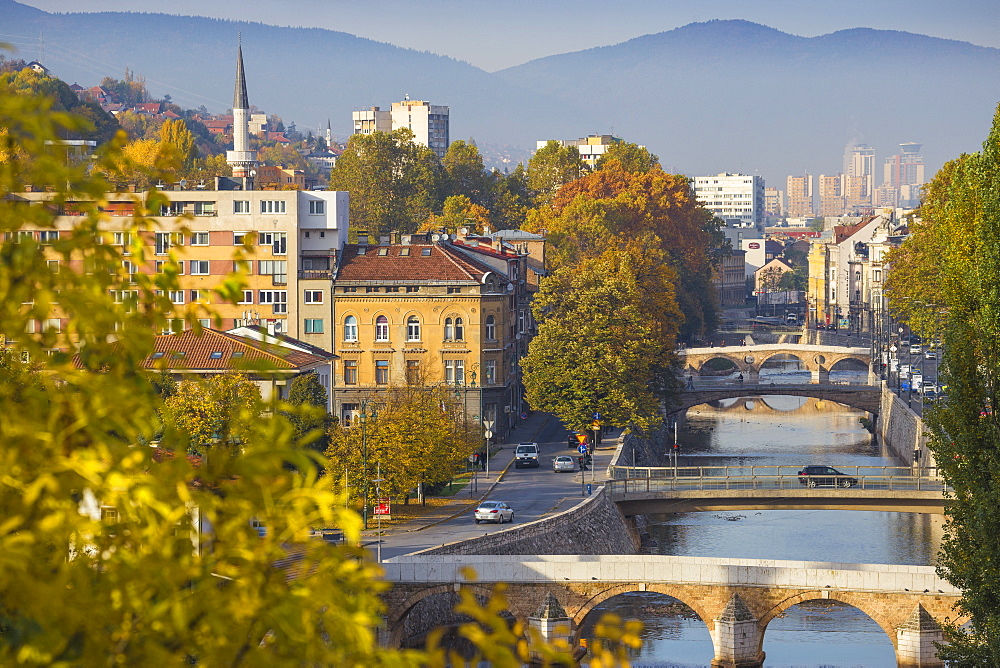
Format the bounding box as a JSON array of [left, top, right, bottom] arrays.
[[578, 444, 589, 454], [575, 433, 588, 445], [592, 412, 602, 420], [482, 420, 494, 430], [591, 420, 601, 431], [520, 412, 528, 420], [374, 499, 391, 516], [484, 430, 493, 439]]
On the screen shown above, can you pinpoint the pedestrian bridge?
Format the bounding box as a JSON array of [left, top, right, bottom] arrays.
[[680, 343, 871, 381], [381, 554, 961, 667], [605, 467, 948, 514], [675, 381, 882, 414]]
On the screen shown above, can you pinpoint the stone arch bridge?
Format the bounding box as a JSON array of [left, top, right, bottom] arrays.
[[680, 344, 871, 383], [382, 554, 961, 667]]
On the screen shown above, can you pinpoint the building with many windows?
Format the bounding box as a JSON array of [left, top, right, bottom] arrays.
[[328, 231, 534, 441], [535, 135, 625, 168], [786, 174, 814, 218], [12, 188, 349, 350], [351, 99, 451, 158], [693, 173, 766, 228]]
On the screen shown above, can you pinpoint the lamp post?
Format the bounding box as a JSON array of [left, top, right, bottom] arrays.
[[358, 399, 377, 530]]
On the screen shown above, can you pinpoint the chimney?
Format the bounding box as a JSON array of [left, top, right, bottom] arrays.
[[400, 234, 412, 245], [379, 234, 390, 245], [357, 232, 370, 246]]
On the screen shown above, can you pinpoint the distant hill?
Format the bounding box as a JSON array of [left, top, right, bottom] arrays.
[[497, 20, 1000, 183], [3, 3, 998, 182]]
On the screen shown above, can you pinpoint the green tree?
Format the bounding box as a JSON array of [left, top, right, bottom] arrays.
[[522, 249, 681, 432], [443, 139, 488, 205], [284, 372, 332, 452], [329, 128, 444, 234], [423, 194, 490, 233], [163, 372, 262, 453], [885, 102, 1000, 664], [595, 141, 660, 173], [485, 165, 531, 231], [527, 140, 586, 206]]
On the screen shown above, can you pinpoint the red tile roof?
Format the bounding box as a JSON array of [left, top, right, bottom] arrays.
[[335, 243, 496, 282], [141, 328, 332, 371]]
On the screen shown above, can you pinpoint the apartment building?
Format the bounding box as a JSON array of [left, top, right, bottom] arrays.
[[14, 188, 349, 351], [693, 173, 765, 228], [817, 174, 844, 217], [535, 135, 624, 168], [785, 174, 814, 218], [329, 231, 533, 441], [350, 99, 450, 158], [883, 142, 926, 208]]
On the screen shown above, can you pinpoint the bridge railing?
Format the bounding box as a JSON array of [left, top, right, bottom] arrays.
[[610, 464, 938, 479], [683, 379, 876, 389], [607, 469, 949, 494]]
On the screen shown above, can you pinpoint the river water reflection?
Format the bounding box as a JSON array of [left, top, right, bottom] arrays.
[[585, 386, 944, 667]]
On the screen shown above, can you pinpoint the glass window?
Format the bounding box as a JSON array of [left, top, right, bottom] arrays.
[[405, 360, 420, 385], [309, 200, 325, 214], [454, 317, 464, 341], [406, 315, 420, 341], [260, 200, 287, 214], [304, 290, 323, 304], [375, 315, 389, 342], [304, 318, 324, 334], [485, 315, 496, 341], [444, 359, 465, 385], [484, 359, 497, 385], [343, 360, 357, 385], [343, 315, 358, 342], [444, 317, 453, 341], [190, 260, 209, 275], [190, 231, 209, 245], [375, 360, 389, 385], [234, 200, 250, 214]]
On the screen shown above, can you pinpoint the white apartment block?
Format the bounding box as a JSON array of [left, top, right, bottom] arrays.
[[350, 99, 450, 159], [16, 189, 350, 352], [693, 173, 766, 228]]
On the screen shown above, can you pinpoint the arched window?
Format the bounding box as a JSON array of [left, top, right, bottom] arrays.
[[406, 315, 421, 341], [485, 315, 496, 341], [454, 317, 465, 341], [444, 317, 454, 341], [343, 315, 358, 342], [375, 315, 389, 342]]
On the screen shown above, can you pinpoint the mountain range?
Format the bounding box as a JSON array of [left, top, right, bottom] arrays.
[[3, 0, 1000, 186]]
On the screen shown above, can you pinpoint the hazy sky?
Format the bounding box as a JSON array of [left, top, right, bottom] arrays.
[[21, 0, 1000, 71]]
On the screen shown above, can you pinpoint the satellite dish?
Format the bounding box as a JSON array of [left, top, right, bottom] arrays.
[[458, 227, 469, 235], [179, 179, 188, 188], [450, 234, 457, 240], [431, 233, 441, 242]]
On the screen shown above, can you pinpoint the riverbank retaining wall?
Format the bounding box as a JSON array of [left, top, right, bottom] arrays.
[[416, 486, 640, 556], [876, 382, 934, 468]]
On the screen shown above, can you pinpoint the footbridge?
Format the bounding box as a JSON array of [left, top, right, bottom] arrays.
[[381, 554, 961, 667], [680, 343, 871, 382], [675, 380, 881, 414], [606, 465, 949, 514]]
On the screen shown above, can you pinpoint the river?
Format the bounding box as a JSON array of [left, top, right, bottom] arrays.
[[580, 368, 944, 667]]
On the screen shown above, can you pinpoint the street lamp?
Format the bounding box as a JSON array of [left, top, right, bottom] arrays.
[[358, 399, 378, 530]]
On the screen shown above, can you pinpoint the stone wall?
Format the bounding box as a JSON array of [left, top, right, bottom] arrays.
[[876, 383, 933, 467], [619, 424, 669, 467], [417, 487, 640, 556]]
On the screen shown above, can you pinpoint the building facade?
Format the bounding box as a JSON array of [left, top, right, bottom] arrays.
[[693, 173, 766, 228], [328, 232, 533, 441], [536, 135, 625, 168], [350, 100, 450, 158], [785, 174, 814, 218]]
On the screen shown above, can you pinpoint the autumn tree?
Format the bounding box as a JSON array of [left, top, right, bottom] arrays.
[[885, 102, 1000, 664], [162, 372, 262, 453], [526, 159, 721, 340], [443, 139, 489, 205], [595, 141, 660, 173], [326, 385, 478, 505], [159, 118, 198, 168], [522, 248, 681, 432], [422, 194, 491, 233], [527, 140, 586, 206], [485, 164, 531, 231], [328, 128, 444, 234], [283, 372, 332, 452]]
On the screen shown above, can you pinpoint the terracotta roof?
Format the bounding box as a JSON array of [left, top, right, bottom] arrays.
[[141, 328, 332, 371], [335, 243, 496, 282]]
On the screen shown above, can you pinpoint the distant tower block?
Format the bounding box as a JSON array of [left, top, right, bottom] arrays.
[[226, 39, 258, 190]]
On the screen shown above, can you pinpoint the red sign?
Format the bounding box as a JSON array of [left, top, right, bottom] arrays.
[[748, 242, 761, 249], [374, 499, 391, 516]]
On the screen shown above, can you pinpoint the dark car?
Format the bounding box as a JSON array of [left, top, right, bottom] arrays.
[[797, 465, 858, 488]]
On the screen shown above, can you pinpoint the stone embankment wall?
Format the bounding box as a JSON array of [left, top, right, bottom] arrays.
[[619, 423, 669, 467], [875, 383, 933, 467], [418, 487, 640, 556]]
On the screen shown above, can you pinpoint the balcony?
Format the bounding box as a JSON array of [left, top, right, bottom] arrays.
[[298, 269, 332, 280]]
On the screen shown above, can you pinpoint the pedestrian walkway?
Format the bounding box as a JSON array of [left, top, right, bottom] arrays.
[[361, 412, 624, 538]]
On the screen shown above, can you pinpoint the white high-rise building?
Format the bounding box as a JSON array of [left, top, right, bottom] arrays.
[[843, 143, 875, 211], [883, 142, 926, 208], [350, 99, 450, 158], [693, 173, 766, 228]]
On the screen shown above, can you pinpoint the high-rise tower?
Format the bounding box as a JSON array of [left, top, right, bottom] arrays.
[[226, 40, 257, 190]]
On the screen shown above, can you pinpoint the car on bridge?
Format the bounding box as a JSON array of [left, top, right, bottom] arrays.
[[797, 465, 858, 488], [473, 501, 514, 524], [552, 455, 577, 472]]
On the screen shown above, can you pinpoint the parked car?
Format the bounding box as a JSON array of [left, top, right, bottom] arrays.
[[797, 465, 858, 488], [473, 500, 514, 524], [514, 442, 540, 468], [552, 455, 577, 472]]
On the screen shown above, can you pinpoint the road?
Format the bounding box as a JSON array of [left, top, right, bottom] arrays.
[[377, 416, 617, 560]]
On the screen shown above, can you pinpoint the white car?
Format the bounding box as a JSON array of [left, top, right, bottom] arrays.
[[552, 455, 577, 472], [909, 344, 922, 354], [473, 501, 514, 524]]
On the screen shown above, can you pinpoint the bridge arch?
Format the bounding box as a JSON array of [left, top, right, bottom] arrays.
[[385, 583, 497, 648], [759, 591, 898, 650], [571, 583, 713, 635]]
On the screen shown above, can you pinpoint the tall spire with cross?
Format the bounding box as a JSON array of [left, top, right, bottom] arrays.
[[226, 34, 257, 189]]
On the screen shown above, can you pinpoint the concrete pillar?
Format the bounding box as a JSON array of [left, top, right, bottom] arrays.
[[711, 594, 764, 668], [896, 603, 945, 667], [528, 593, 574, 658], [811, 367, 830, 383]]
